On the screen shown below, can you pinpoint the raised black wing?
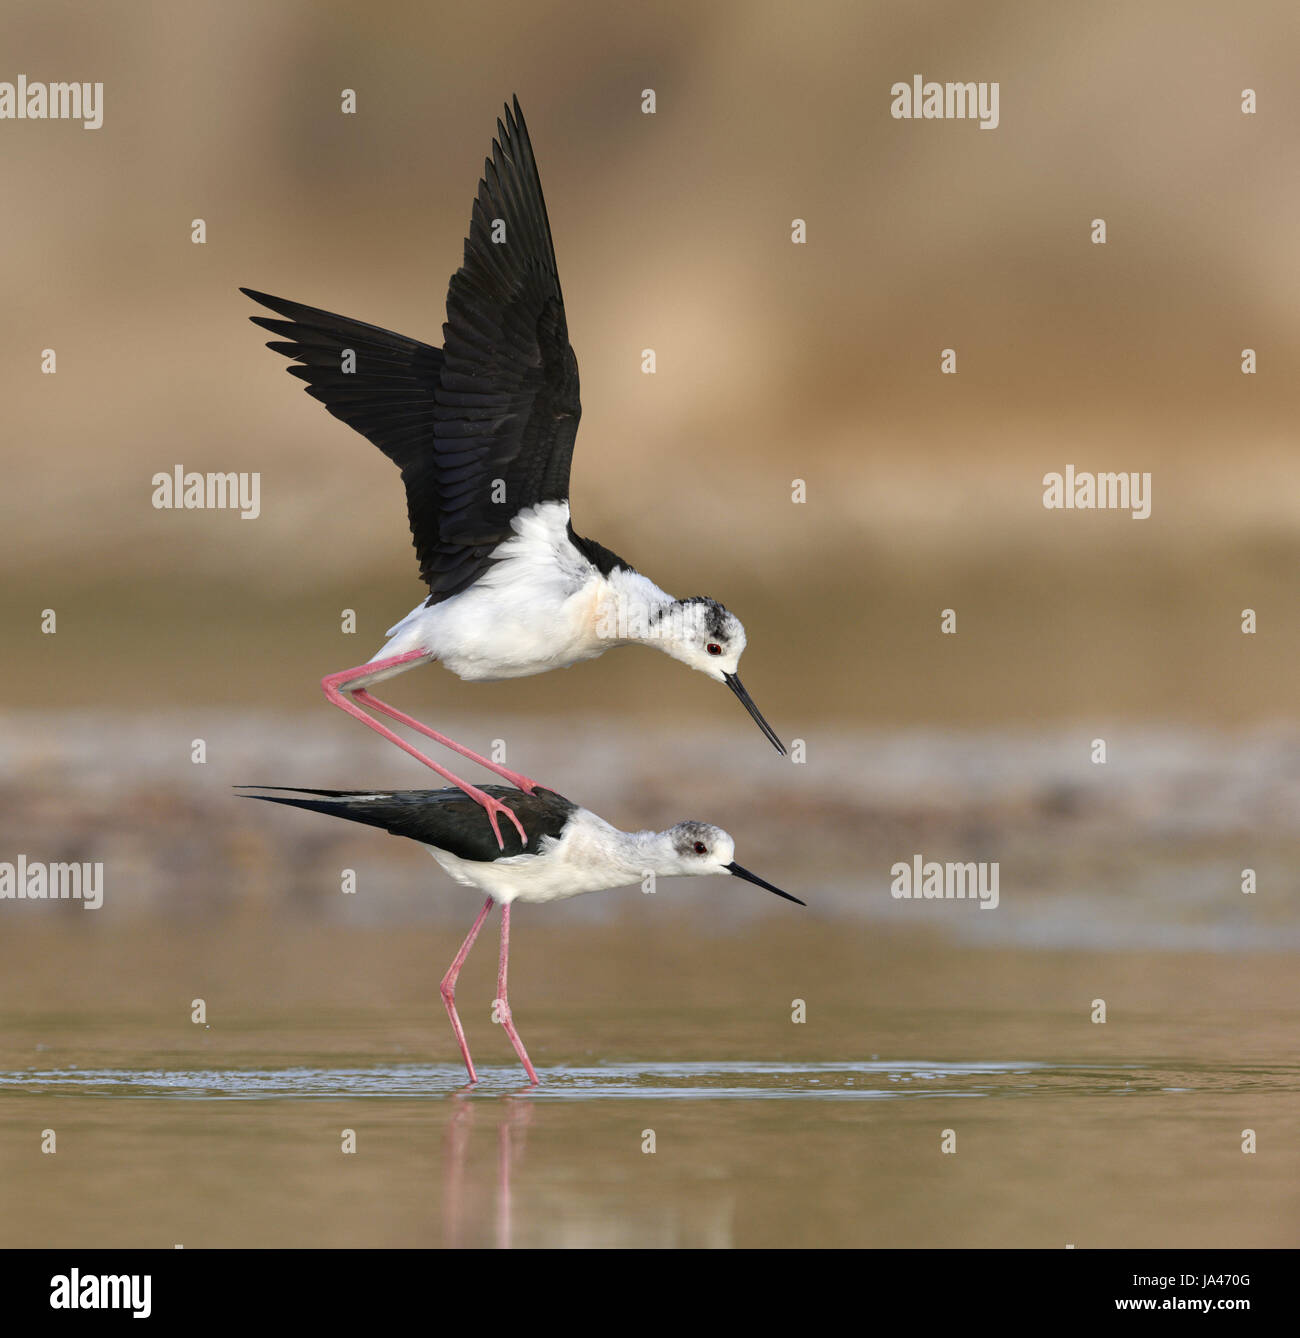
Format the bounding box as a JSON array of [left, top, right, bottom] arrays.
[[242, 96, 582, 604], [429, 95, 582, 598], [239, 785, 577, 862], [240, 290, 444, 478]]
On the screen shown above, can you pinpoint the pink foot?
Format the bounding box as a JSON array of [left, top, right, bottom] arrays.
[[468, 786, 528, 849], [321, 654, 529, 850]]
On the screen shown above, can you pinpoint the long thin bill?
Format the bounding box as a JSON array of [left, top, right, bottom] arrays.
[[724, 673, 785, 755], [726, 861, 805, 906]]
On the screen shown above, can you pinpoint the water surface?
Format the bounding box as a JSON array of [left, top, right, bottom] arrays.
[[2, 977, 1296, 1248]]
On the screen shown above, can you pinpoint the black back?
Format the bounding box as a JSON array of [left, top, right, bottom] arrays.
[[242, 96, 588, 604], [565, 520, 630, 578], [240, 785, 577, 862]]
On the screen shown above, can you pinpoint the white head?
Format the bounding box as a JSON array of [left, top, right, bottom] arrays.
[[651, 598, 784, 754], [649, 821, 804, 904]]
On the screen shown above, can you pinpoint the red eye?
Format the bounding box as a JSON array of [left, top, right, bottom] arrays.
[[693, 841, 708, 855], [706, 643, 722, 656]]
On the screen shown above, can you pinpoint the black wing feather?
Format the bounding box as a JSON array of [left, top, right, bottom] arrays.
[[242, 96, 585, 604], [239, 785, 577, 863], [241, 291, 444, 472]]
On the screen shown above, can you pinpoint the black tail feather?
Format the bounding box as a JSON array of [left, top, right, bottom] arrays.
[[236, 785, 577, 863]]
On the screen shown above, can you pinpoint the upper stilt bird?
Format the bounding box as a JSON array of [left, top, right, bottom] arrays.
[[241, 97, 783, 851], [240, 783, 802, 1085]]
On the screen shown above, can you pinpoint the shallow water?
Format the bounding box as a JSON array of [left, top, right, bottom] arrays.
[[2, 978, 1297, 1247], [4, 1057, 1293, 1101]]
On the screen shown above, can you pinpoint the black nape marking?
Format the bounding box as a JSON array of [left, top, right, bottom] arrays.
[[676, 595, 730, 640]]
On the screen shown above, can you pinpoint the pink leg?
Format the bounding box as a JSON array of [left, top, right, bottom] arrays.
[[351, 689, 538, 794], [496, 903, 539, 1085], [440, 895, 495, 1084], [322, 651, 527, 849]]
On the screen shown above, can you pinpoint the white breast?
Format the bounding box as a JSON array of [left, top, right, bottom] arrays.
[[374, 501, 610, 681]]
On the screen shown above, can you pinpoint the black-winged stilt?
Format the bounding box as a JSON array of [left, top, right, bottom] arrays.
[[240, 96, 783, 852], [240, 784, 802, 1085]]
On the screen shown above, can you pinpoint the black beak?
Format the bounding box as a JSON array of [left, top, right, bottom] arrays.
[[726, 861, 805, 906], [724, 673, 785, 755]]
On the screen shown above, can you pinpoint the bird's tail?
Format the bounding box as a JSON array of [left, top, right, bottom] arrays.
[[236, 786, 407, 832], [236, 784, 520, 845]]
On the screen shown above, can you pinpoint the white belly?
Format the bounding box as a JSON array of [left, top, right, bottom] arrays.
[[426, 845, 622, 903], [372, 502, 610, 681], [423, 811, 644, 905], [377, 583, 605, 681]]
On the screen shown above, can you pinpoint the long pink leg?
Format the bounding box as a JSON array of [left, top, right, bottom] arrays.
[[440, 895, 495, 1084], [351, 689, 538, 793], [496, 903, 539, 1085], [322, 651, 527, 849]]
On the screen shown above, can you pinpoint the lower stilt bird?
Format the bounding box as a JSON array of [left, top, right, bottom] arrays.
[[240, 784, 802, 1085]]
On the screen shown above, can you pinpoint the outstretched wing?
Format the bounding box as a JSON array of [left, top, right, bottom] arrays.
[[240, 290, 444, 479], [242, 96, 582, 604], [238, 785, 577, 862], [428, 95, 582, 598]]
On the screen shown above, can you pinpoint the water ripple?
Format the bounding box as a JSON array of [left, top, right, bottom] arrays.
[[0, 1058, 1294, 1101]]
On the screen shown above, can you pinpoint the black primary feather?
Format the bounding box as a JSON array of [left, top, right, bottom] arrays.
[[242, 96, 617, 603], [240, 289, 445, 482], [238, 785, 577, 863]]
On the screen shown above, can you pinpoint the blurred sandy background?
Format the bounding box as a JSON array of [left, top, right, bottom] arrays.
[[2, 0, 1298, 1250], [2, 0, 1297, 726], [0, 2, 1295, 939], [1, 0, 1297, 943]]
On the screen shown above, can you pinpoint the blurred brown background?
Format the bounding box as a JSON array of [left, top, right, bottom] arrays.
[[0, 0, 1294, 946], [3, 0, 1297, 727], [2, 0, 1298, 1251], [2, 0, 1298, 943]]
